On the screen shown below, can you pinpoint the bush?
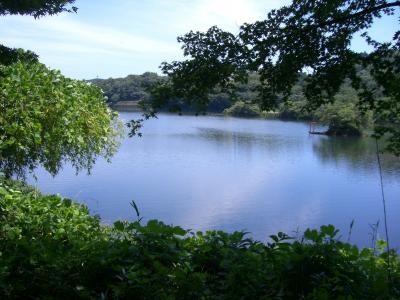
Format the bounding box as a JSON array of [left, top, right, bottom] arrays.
[[0, 178, 399, 299], [0, 61, 122, 178], [316, 100, 373, 137], [278, 100, 314, 121], [223, 101, 261, 118]]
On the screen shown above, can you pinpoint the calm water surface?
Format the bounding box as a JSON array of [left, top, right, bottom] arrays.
[[30, 112, 400, 248]]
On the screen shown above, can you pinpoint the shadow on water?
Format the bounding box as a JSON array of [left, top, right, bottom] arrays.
[[312, 136, 400, 180], [191, 127, 305, 153], [184, 127, 400, 180]]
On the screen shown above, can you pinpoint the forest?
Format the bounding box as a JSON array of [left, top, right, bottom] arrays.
[[92, 68, 374, 136]]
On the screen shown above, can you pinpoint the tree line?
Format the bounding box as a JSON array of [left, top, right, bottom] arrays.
[[91, 68, 376, 136]]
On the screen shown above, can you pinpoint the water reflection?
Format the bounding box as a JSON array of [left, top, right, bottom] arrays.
[[30, 113, 400, 249], [197, 127, 304, 150], [312, 136, 400, 180]]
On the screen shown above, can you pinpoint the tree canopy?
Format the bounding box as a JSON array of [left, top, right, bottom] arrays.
[[90, 72, 165, 106], [0, 61, 122, 178], [90, 71, 264, 114], [150, 0, 400, 154], [0, 0, 77, 18], [0, 0, 122, 178]]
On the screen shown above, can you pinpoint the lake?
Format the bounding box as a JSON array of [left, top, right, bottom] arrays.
[[29, 112, 400, 248]]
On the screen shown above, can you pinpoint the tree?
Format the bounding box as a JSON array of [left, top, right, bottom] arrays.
[[316, 91, 373, 136], [149, 0, 400, 154], [0, 0, 77, 18], [223, 101, 262, 118], [0, 1, 122, 178]]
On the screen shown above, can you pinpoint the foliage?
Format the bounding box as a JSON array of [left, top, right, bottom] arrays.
[[95, 69, 375, 136], [90, 72, 165, 106], [0, 177, 106, 298], [0, 45, 38, 66], [0, 0, 123, 178], [279, 83, 374, 135], [0, 178, 399, 299], [91, 72, 262, 114], [279, 100, 313, 121], [0, 61, 122, 178], [320, 103, 363, 136], [0, 0, 77, 18], [316, 88, 373, 136], [223, 101, 261, 118], [149, 0, 400, 154]]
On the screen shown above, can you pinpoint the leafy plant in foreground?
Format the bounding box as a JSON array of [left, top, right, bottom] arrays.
[[0, 61, 123, 178]]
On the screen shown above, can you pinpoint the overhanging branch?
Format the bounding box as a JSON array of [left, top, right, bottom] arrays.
[[319, 1, 400, 27]]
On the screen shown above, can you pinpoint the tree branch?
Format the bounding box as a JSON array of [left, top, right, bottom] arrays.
[[319, 1, 400, 27]]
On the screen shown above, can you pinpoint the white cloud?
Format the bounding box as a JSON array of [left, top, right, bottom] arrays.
[[181, 0, 286, 32], [192, 0, 260, 30], [1, 15, 179, 56], [0, 0, 289, 78]]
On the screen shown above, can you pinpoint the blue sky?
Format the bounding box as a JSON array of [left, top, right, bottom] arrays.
[[0, 0, 397, 79]]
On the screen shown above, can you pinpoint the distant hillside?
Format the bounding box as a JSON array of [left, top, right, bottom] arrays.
[[89, 72, 164, 106], [90, 72, 262, 113], [90, 69, 376, 137]]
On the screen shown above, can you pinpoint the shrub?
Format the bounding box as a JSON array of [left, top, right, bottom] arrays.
[[0, 61, 122, 178], [223, 101, 261, 118], [278, 100, 314, 121]]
